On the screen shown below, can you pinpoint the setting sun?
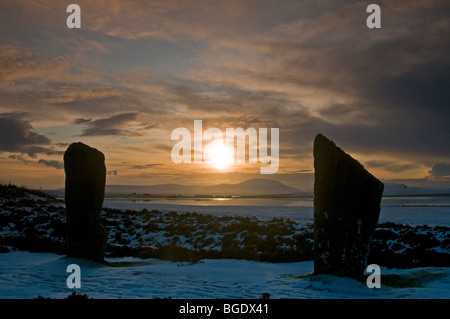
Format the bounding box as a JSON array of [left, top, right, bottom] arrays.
[[204, 141, 234, 170]]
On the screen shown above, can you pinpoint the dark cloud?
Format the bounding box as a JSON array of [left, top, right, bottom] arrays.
[[129, 164, 162, 170], [55, 142, 69, 148], [155, 144, 173, 152], [429, 163, 450, 179], [364, 160, 419, 174], [334, 59, 450, 158], [377, 62, 450, 113], [73, 118, 91, 124], [0, 112, 61, 158], [76, 112, 143, 137], [288, 169, 313, 173], [38, 159, 63, 169], [27, 146, 63, 157], [245, 2, 450, 161], [8, 154, 30, 164]]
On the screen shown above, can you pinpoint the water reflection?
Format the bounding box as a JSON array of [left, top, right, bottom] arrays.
[[105, 196, 450, 207]]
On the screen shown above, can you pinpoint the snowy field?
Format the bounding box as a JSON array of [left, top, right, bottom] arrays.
[[1, 250, 450, 299], [1, 189, 449, 299], [102, 197, 450, 227]]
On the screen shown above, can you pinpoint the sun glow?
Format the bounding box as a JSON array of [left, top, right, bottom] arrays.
[[204, 141, 234, 170]]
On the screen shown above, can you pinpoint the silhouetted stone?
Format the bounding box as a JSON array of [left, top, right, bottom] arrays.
[[64, 142, 107, 261], [313, 134, 384, 279]]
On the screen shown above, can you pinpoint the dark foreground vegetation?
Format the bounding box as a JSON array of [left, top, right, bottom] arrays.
[[0, 183, 449, 268]]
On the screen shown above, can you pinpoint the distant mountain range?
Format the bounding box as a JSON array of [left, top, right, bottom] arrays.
[[46, 178, 302, 197], [45, 179, 450, 198], [382, 183, 450, 197]]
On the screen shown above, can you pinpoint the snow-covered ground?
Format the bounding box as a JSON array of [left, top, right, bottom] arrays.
[[1, 250, 449, 299], [102, 198, 450, 227], [1, 187, 449, 299]]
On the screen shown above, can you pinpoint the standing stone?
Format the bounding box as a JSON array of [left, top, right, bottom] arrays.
[[64, 142, 107, 261], [313, 134, 384, 279]]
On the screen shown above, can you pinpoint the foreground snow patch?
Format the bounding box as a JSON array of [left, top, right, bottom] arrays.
[[1, 251, 449, 299]]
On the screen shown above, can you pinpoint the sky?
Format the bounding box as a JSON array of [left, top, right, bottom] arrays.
[[0, 0, 449, 190]]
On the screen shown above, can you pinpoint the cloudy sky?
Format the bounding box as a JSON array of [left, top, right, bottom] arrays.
[[0, 0, 449, 189]]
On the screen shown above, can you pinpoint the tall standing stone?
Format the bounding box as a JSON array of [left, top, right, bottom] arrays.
[[313, 134, 384, 279], [64, 142, 107, 261]]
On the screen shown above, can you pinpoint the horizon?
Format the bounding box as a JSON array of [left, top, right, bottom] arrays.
[[1, 1, 449, 190], [39, 177, 450, 194]]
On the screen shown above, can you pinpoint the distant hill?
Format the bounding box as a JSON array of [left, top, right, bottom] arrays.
[[46, 178, 301, 197], [44, 179, 450, 198], [204, 178, 300, 196], [382, 186, 450, 197]]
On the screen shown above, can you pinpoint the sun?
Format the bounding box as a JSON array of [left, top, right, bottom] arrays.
[[204, 141, 234, 170]]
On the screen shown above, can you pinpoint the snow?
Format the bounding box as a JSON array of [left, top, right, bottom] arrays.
[[27, 194, 51, 201], [1, 250, 449, 299], [1, 192, 449, 299], [103, 198, 450, 227]]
